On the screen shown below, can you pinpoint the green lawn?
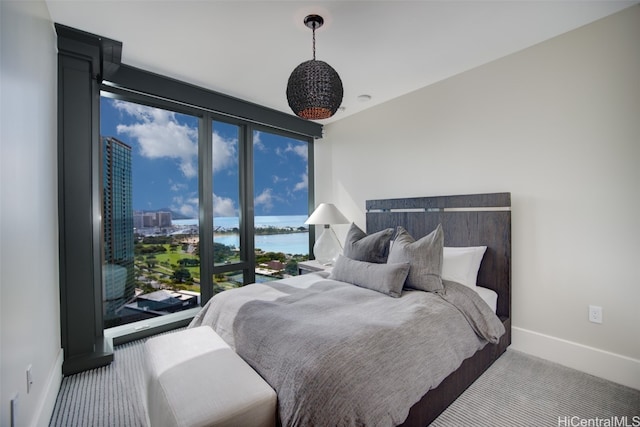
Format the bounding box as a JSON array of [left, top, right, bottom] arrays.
[[140, 244, 200, 279]]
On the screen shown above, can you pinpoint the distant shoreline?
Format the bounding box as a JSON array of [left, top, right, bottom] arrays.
[[139, 215, 311, 255], [217, 227, 307, 236], [217, 231, 309, 255], [174, 215, 310, 230]]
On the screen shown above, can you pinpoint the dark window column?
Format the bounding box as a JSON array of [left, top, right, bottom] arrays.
[[56, 25, 121, 375]]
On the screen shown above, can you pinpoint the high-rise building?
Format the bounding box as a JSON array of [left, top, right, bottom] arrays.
[[133, 211, 144, 229], [133, 210, 173, 228], [157, 211, 172, 227], [142, 212, 157, 227], [101, 136, 135, 327]]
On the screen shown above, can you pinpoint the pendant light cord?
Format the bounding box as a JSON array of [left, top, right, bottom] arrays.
[[312, 24, 317, 60]]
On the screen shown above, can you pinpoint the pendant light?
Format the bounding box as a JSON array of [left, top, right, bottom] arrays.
[[286, 14, 343, 120]]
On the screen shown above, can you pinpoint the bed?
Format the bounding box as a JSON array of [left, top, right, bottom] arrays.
[[190, 192, 511, 426]]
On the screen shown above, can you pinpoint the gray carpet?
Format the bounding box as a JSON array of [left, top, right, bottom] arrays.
[[50, 332, 640, 426], [430, 350, 639, 427]]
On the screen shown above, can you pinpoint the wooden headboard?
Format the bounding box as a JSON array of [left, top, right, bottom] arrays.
[[366, 193, 511, 320]]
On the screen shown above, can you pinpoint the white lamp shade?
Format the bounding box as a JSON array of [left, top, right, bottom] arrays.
[[305, 203, 349, 225], [306, 203, 348, 265]]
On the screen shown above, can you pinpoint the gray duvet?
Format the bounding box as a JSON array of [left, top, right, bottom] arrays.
[[189, 272, 504, 427]]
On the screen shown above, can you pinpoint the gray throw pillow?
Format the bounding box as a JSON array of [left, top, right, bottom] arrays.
[[343, 223, 394, 263], [328, 255, 410, 298], [387, 224, 444, 292]]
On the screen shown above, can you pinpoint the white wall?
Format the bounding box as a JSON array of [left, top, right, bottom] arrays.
[[319, 5, 640, 389], [1, 1, 62, 426]]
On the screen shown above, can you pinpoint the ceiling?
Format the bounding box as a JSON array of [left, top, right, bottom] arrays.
[[45, 1, 636, 124]]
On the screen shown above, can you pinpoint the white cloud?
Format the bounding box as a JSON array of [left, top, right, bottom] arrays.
[[179, 161, 197, 179], [170, 193, 236, 218], [114, 100, 198, 179], [293, 172, 308, 192], [285, 143, 308, 161], [254, 188, 274, 212], [212, 131, 237, 173], [112, 100, 239, 179], [276, 142, 308, 161], [213, 193, 237, 217], [169, 179, 188, 192], [272, 175, 288, 184], [170, 195, 199, 219], [253, 131, 265, 151]]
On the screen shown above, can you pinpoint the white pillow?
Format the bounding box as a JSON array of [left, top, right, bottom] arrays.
[[442, 246, 487, 289]]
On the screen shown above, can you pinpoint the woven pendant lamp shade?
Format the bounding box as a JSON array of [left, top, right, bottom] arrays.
[[287, 60, 343, 120], [286, 15, 343, 120]]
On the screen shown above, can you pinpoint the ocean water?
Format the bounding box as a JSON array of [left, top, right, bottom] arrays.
[[216, 232, 309, 255], [173, 215, 310, 255], [173, 215, 308, 229]]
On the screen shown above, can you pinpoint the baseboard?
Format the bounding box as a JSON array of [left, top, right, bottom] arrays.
[[32, 348, 64, 427], [511, 327, 640, 390]]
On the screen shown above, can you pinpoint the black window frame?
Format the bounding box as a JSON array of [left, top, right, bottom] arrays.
[[56, 24, 319, 375]]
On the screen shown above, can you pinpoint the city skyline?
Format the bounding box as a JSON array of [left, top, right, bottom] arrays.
[[100, 95, 310, 218]]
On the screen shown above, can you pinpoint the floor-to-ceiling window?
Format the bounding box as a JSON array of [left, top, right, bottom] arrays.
[[57, 24, 321, 373], [208, 119, 250, 293], [98, 94, 313, 329], [253, 129, 311, 278], [100, 95, 201, 328]]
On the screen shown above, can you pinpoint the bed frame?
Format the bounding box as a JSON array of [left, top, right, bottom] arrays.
[[365, 192, 511, 426]]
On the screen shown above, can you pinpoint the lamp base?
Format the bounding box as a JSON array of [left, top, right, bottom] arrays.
[[313, 226, 341, 265]]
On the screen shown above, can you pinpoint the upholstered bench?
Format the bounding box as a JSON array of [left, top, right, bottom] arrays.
[[143, 326, 277, 427]]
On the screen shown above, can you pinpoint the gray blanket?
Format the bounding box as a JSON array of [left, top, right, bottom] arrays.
[[190, 273, 504, 427]]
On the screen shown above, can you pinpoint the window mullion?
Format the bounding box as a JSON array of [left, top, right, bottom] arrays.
[[307, 138, 316, 256], [199, 115, 214, 305], [241, 125, 256, 284]]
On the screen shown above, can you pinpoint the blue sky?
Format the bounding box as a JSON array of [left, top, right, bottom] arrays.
[[100, 96, 309, 218]]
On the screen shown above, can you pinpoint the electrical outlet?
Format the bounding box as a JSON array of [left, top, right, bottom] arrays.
[[589, 305, 603, 324], [26, 365, 33, 394]]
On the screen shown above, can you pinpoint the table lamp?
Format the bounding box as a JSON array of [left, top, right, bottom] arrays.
[[305, 203, 349, 265]]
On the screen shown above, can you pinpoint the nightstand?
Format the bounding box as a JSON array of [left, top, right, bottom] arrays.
[[298, 260, 333, 275]]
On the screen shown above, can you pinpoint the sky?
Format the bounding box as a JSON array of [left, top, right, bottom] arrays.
[[100, 95, 309, 218]]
